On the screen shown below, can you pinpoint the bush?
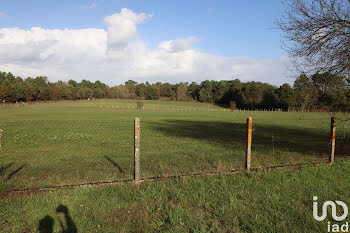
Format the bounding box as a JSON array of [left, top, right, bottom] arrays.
[[229, 101, 237, 111], [137, 101, 144, 110]]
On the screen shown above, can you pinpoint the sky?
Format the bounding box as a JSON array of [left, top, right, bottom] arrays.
[[0, 0, 292, 86]]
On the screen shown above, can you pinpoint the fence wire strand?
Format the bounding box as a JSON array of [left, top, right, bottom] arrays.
[[1, 115, 349, 192]]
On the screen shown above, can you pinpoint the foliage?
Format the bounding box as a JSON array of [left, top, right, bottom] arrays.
[[1, 70, 349, 112], [0, 71, 111, 102], [136, 101, 144, 109], [135, 83, 147, 99], [229, 101, 237, 111], [145, 85, 160, 100], [125, 80, 137, 93]]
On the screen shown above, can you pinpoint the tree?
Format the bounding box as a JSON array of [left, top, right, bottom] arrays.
[[34, 76, 51, 100], [220, 79, 242, 106], [80, 79, 94, 88], [56, 82, 72, 99], [261, 88, 279, 109], [85, 88, 93, 98], [125, 80, 137, 93], [294, 73, 318, 110], [159, 82, 173, 97], [188, 82, 199, 101], [240, 82, 273, 109], [276, 83, 297, 110], [276, 0, 350, 78], [110, 85, 136, 99], [319, 88, 348, 111], [76, 88, 86, 99], [20, 78, 33, 101], [175, 83, 189, 101], [199, 80, 214, 103], [311, 72, 345, 93], [94, 80, 107, 89], [135, 83, 147, 99], [145, 85, 160, 100], [93, 88, 104, 98], [212, 81, 230, 103], [68, 79, 78, 87], [38, 86, 51, 100]]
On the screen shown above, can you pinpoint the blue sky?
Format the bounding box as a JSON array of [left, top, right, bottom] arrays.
[[0, 0, 290, 85]]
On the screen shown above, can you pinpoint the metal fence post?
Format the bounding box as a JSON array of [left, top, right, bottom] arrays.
[[0, 129, 3, 148], [246, 117, 253, 171], [134, 118, 141, 183], [330, 117, 336, 164]]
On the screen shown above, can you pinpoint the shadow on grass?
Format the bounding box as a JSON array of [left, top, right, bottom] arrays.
[[335, 136, 350, 156], [214, 103, 229, 109], [105, 156, 125, 173], [0, 163, 14, 177], [38, 216, 54, 233], [38, 205, 77, 233], [4, 164, 27, 182], [148, 120, 329, 156]]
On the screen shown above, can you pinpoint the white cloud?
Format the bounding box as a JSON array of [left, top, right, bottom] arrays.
[[104, 8, 147, 51], [158, 36, 200, 53], [0, 8, 288, 86]]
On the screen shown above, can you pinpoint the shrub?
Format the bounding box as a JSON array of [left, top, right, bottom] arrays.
[[137, 101, 144, 110], [229, 101, 237, 111]]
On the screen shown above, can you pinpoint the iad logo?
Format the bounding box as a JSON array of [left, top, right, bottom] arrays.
[[313, 196, 349, 232], [313, 196, 348, 221]]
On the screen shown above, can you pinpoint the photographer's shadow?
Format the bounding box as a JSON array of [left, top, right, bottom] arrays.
[[38, 204, 77, 233]]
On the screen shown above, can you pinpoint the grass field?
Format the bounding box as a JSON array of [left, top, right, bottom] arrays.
[[1, 161, 350, 232], [0, 99, 349, 193], [1, 99, 350, 232]]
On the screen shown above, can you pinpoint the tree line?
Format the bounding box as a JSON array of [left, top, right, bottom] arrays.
[[1, 71, 349, 112]]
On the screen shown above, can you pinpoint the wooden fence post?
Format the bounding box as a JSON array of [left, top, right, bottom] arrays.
[[330, 117, 336, 164], [246, 117, 253, 171], [0, 129, 3, 148], [134, 118, 141, 183]]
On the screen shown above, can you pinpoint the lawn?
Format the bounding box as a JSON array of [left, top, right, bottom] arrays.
[[1, 99, 350, 232], [0, 99, 349, 193], [1, 160, 350, 232]]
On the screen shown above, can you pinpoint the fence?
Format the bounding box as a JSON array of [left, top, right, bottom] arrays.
[[0, 120, 134, 192], [0, 116, 349, 193], [0, 100, 74, 109], [2, 99, 349, 114], [139, 116, 348, 180]]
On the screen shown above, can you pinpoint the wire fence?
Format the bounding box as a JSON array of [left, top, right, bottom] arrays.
[[336, 118, 350, 156], [0, 120, 134, 192], [2, 99, 349, 114], [0, 116, 349, 192], [252, 118, 331, 167]]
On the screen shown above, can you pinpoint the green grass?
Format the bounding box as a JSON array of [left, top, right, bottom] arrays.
[[0, 99, 349, 193], [1, 160, 350, 232], [46, 99, 229, 111], [1, 99, 350, 232]]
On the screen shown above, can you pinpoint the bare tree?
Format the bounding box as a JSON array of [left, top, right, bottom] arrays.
[[276, 0, 350, 79]]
